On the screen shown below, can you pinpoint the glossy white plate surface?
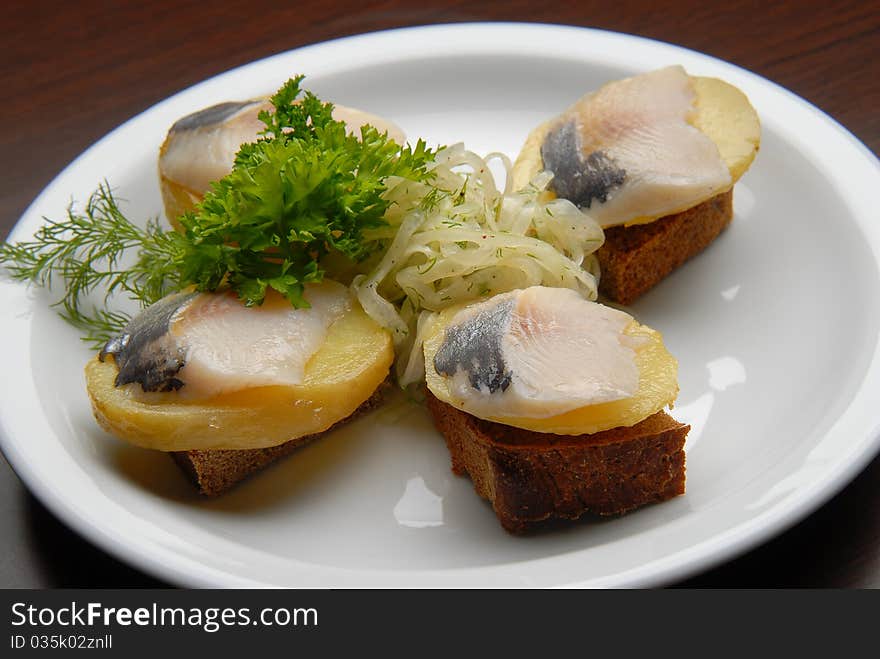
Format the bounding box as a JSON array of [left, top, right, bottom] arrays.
[[2, 23, 879, 588]]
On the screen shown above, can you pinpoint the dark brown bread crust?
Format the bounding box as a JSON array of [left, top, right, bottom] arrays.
[[425, 392, 688, 534], [597, 189, 733, 305], [171, 380, 390, 496]]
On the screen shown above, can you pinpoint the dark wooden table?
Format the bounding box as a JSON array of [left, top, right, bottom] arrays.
[[1, 0, 878, 588]]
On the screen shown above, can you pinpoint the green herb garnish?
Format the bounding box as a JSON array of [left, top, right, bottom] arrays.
[[0, 76, 436, 347], [0, 183, 190, 347]]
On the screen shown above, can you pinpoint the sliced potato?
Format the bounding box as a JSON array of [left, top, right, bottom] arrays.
[[85, 303, 393, 452], [691, 76, 761, 182], [157, 172, 199, 233]]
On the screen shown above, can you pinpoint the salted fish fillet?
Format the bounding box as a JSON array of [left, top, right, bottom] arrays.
[[100, 281, 351, 399], [540, 66, 732, 228], [432, 287, 642, 419], [159, 99, 407, 196]]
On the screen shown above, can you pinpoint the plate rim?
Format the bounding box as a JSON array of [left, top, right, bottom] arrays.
[[2, 21, 880, 588]]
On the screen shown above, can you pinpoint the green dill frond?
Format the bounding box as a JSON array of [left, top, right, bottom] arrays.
[[0, 182, 186, 346], [61, 307, 133, 350]]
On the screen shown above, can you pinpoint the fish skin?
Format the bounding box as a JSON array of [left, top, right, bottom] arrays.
[[433, 298, 514, 394], [100, 291, 198, 392], [168, 100, 265, 133], [541, 119, 627, 208]]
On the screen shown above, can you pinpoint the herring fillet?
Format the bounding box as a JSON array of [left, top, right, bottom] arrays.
[[541, 66, 732, 227], [100, 281, 352, 400], [170, 281, 351, 398], [433, 287, 642, 419]]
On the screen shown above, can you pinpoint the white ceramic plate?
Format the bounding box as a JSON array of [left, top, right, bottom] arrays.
[[2, 23, 879, 588]]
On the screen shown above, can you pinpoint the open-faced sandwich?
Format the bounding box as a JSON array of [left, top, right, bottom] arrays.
[[422, 286, 687, 533], [85, 283, 393, 495], [89, 87, 408, 493], [512, 65, 760, 304]]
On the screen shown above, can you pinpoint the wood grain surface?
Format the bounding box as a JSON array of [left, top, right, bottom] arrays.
[[1, 0, 878, 588]]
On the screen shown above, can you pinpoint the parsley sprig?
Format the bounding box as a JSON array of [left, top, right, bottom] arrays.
[[0, 76, 436, 346]]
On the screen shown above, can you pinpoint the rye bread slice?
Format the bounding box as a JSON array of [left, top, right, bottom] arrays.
[[425, 392, 688, 533], [596, 189, 733, 305], [172, 380, 390, 496]]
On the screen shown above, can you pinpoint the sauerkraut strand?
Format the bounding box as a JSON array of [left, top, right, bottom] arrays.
[[353, 143, 604, 386]]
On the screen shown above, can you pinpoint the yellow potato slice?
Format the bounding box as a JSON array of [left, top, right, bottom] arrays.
[[157, 172, 199, 233], [691, 76, 761, 182], [85, 302, 393, 451], [423, 308, 679, 436]]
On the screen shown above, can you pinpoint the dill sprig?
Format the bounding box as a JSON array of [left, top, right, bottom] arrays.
[[0, 183, 188, 348]]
